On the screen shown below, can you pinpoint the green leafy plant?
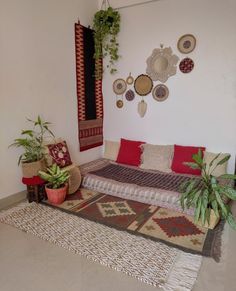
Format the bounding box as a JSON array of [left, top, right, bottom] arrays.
[[93, 6, 121, 78], [9, 115, 54, 165], [180, 150, 236, 229], [39, 164, 70, 189]]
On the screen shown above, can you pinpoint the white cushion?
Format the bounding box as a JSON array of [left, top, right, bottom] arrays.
[[103, 140, 120, 161], [140, 144, 174, 173]]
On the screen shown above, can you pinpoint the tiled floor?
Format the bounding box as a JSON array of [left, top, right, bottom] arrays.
[[0, 202, 235, 291]]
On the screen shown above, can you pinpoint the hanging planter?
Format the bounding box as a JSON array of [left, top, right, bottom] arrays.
[[93, 0, 121, 78]]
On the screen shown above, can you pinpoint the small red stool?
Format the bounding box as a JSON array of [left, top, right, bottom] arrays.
[[22, 176, 46, 203]]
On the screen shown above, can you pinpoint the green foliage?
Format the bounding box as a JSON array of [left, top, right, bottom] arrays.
[[93, 6, 120, 78], [180, 150, 236, 230], [9, 115, 54, 165], [39, 164, 70, 189]]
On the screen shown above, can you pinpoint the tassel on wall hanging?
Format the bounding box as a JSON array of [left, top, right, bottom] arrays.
[[75, 22, 104, 151]]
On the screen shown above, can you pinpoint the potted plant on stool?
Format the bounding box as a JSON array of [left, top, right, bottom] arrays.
[[180, 150, 236, 230], [9, 115, 54, 177], [39, 164, 70, 205]]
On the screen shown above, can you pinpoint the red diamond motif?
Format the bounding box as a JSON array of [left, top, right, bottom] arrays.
[[153, 216, 204, 238]]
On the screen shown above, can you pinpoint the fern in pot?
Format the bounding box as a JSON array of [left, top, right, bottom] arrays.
[[180, 150, 236, 230], [39, 164, 70, 205]]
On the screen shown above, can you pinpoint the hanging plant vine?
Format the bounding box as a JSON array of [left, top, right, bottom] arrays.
[[93, 4, 121, 78]]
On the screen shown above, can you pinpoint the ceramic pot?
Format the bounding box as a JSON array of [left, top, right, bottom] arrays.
[[21, 158, 46, 178], [45, 184, 67, 205]]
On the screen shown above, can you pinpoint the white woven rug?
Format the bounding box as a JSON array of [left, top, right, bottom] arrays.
[[0, 202, 202, 290]]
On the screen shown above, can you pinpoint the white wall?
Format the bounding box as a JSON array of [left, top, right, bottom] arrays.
[[102, 0, 236, 172], [0, 0, 101, 199]]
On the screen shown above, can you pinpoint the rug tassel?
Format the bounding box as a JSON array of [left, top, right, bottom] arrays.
[[162, 252, 202, 291]]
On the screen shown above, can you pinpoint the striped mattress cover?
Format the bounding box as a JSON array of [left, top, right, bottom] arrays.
[[79, 159, 197, 215]]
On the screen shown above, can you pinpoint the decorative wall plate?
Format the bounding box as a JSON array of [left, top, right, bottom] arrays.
[[116, 100, 123, 108], [125, 89, 135, 101], [152, 84, 169, 102], [126, 73, 134, 85], [179, 57, 194, 73], [177, 34, 196, 54], [146, 46, 179, 83], [113, 79, 127, 95], [134, 74, 153, 96]]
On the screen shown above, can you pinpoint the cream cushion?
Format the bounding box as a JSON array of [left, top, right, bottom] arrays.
[[203, 151, 229, 177], [103, 140, 120, 161], [140, 144, 174, 173]]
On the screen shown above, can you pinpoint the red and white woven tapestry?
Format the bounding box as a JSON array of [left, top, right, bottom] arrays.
[[75, 22, 103, 151]]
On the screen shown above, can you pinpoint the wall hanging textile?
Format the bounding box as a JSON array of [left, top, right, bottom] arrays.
[[75, 22, 103, 151]]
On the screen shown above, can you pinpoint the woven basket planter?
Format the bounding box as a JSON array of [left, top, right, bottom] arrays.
[[21, 158, 46, 178], [197, 209, 220, 229]]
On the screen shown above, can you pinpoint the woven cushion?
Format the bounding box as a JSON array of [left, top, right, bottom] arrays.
[[140, 144, 173, 173], [46, 140, 72, 168], [64, 164, 81, 194], [104, 140, 120, 161], [116, 138, 145, 166], [203, 151, 229, 177], [171, 145, 206, 176]]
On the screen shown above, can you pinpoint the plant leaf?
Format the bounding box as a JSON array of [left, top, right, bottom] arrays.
[[183, 162, 201, 170], [208, 153, 221, 168], [220, 186, 236, 200], [226, 212, 236, 230], [194, 197, 202, 223], [219, 174, 236, 180], [215, 191, 228, 219], [216, 154, 231, 166]]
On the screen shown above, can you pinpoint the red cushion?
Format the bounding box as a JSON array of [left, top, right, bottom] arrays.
[[116, 138, 145, 166], [47, 141, 72, 168], [171, 145, 206, 175]]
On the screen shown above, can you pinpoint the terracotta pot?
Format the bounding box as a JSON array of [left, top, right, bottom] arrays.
[[197, 209, 220, 229], [45, 184, 67, 205], [21, 158, 46, 178]]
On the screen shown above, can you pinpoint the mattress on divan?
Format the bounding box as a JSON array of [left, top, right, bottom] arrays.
[[80, 159, 197, 215]]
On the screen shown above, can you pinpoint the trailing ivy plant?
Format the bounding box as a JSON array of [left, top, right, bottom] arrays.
[[93, 6, 121, 78], [180, 150, 236, 229]]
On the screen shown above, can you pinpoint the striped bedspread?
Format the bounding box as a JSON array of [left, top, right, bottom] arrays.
[[80, 159, 198, 215]]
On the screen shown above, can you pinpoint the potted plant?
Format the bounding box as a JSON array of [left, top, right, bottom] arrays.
[[9, 115, 54, 177], [93, 4, 121, 78], [180, 150, 236, 230], [39, 164, 70, 205]]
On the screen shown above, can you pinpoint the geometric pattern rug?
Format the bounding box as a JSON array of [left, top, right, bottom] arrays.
[[43, 188, 224, 262], [0, 201, 202, 290]]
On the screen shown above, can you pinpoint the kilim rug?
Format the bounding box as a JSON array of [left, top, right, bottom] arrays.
[[74, 22, 103, 151], [42, 188, 223, 262], [0, 202, 202, 290]]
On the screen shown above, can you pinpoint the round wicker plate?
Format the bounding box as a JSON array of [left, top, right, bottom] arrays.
[[179, 57, 194, 73], [134, 74, 153, 96], [113, 79, 127, 95], [152, 84, 169, 102], [125, 89, 135, 101], [177, 34, 196, 54]]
